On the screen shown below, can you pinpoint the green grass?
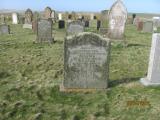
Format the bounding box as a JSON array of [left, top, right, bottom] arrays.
[[0, 23, 160, 120]]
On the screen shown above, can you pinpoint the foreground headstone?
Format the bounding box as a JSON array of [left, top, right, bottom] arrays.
[[140, 34, 160, 86], [153, 17, 160, 32], [36, 19, 53, 43], [23, 9, 33, 29], [0, 24, 10, 35], [61, 32, 111, 90], [12, 13, 18, 24], [143, 21, 153, 33], [67, 21, 84, 35], [108, 0, 127, 39]]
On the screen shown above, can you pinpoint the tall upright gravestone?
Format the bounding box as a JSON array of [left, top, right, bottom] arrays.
[[23, 9, 33, 29], [108, 0, 127, 40], [36, 19, 53, 43], [67, 21, 84, 35], [12, 13, 19, 24], [61, 32, 111, 91], [140, 34, 160, 86]]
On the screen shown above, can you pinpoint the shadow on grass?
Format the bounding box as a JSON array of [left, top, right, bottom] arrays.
[[126, 43, 149, 47], [109, 77, 141, 88]]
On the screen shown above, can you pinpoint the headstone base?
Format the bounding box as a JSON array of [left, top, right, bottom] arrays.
[[23, 24, 32, 29], [140, 78, 160, 86], [59, 84, 107, 93]]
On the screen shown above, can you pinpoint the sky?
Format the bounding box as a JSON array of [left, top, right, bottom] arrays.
[[0, 0, 160, 13]]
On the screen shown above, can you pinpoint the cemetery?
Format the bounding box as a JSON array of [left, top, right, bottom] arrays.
[[0, 0, 160, 119]]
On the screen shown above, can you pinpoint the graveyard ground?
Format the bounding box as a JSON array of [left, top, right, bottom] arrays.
[[0, 23, 160, 120]]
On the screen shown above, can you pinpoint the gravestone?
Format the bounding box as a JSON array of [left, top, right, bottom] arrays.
[[133, 17, 140, 27], [89, 20, 97, 28], [67, 21, 84, 35], [97, 20, 101, 30], [62, 32, 111, 90], [108, 0, 127, 40], [19, 17, 25, 24], [58, 13, 62, 20], [51, 10, 55, 19], [1, 15, 5, 24], [143, 21, 153, 33], [85, 20, 89, 27], [153, 17, 160, 32], [12, 13, 18, 24], [32, 20, 38, 33], [137, 21, 143, 31], [44, 7, 52, 19], [58, 20, 65, 29], [23, 9, 33, 29], [0, 24, 10, 35], [90, 14, 94, 20], [36, 19, 53, 43], [140, 33, 160, 86]]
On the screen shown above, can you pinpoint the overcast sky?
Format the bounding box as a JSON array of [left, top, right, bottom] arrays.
[[0, 0, 160, 13]]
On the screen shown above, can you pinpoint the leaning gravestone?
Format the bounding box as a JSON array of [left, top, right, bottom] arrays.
[[143, 21, 153, 33], [108, 0, 127, 40], [23, 9, 33, 29], [67, 21, 84, 35], [140, 33, 160, 86], [36, 19, 53, 43], [12, 13, 18, 24], [61, 32, 111, 90], [0, 24, 10, 35]]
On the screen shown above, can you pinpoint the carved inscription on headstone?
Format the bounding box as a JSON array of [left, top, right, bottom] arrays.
[[63, 32, 111, 89]]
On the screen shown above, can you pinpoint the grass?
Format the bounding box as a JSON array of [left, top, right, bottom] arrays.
[[0, 23, 160, 120]]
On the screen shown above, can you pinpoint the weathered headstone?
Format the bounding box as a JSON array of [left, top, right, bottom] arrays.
[[140, 33, 160, 86], [12, 13, 18, 24], [67, 21, 84, 35], [108, 0, 127, 40], [62, 32, 111, 90], [137, 21, 143, 31], [51, 10, 56, 19], [90, 14, 94, 20], [19, 17, 25, 24], [44, 7, 52, 19], [32, 20, 38, 33], [143, 21, 153, 33], [84, 20, 89, 27], [153, 17, 160, 32], [36, 19, 53, 43], [58, 20, 65, 29], [23, 9, 33, 29], [0, 24, 10, 35]]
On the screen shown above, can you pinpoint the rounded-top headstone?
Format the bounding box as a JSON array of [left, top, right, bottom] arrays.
[[44, 6, 52, 19], [25, 8, 33, 24], [108, 0, 127, 39]]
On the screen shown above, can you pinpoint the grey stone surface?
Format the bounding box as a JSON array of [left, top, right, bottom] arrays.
[[0, 24, 10, 35], [44, 7, 52, 19], [25, 9, 33, 24], [63, 32, 111, 89], [36, 19, 53, 43], [67, 21, 84, 35], [108, 0, 127, 39], [143, 21, 153, 33], [140, 33, 160, 86]]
